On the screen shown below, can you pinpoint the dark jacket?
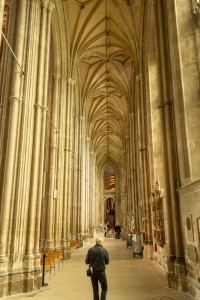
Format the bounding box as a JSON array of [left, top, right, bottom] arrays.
[[85, 244, 109, 271]]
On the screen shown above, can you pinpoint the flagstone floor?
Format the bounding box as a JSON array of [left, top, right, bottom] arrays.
[[7, 237, 194, 300]]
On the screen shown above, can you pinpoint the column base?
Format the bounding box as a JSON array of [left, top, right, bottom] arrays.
[[0, 268, 41, 298], [174, 257, 186, 291], [167, 255, 176, 288], [166, 255, 186, 290], [63, 239, 72, 260], [63, 249, 72, 260]]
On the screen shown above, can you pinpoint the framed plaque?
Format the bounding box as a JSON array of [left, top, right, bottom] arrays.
[[186, 214, 194, 242]]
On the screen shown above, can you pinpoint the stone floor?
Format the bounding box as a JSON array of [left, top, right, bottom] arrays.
[[7, 237, 194, 300]]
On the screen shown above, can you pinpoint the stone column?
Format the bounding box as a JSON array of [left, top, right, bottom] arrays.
[[152, 0, 175, 257], [0, 0, 26, 259], [86, 138, 91, 230], [35, 0, 55, 252], [62, 78, 74, 258], [25, 0, 54, 255], [89, 151, 95, 228], [136, 73, 152, 254], [80, 120, 86, 235], [129, 113, 138, 231], [77, 116, 83, 236], [124, 135, 130, 224], [152, 0, 185, 289], [45, 73, 60, 250], [76, 115, 84, 245], [71, 112, 81, 239]]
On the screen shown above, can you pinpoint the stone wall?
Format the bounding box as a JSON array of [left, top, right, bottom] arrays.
[[178, 179, 200, 298]]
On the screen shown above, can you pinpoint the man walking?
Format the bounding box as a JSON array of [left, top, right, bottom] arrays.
[[85, 237, 109, 300]]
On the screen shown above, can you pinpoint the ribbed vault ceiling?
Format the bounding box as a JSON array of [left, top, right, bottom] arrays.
[[63, 0, 145, 169]]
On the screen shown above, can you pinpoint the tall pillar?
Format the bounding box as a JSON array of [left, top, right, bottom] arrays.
[[45, 73, 60, 250], [136, 73, 152, 256], [89, 151, 95, 228], [80, 121, 86, 235], [35, 0, 55, 252], [25, 0, 55, 255], [71, 113, 83, 240], [86, 138, 91, 230], [152, 0, 185, 289], [62, 78, 74, 258], [125, 135, 132, 227], [129, 113, 139, 231], [77, 116, 83, 237], [0, 0, 26, 259]]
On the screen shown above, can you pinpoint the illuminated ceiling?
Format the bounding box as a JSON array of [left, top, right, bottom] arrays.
[[2, 0, 147, 171], [62, 0, 146, 170]]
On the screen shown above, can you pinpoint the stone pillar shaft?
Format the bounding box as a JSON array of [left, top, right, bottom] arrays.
[[45, 74, 60, 249], [0, 0, 26, 257], [73, 114, 79, 238], [125, 135, 131, 220], [136, 74, 151, 242], [129, 113, 138, 230], [35, 1, 55, 251], [152, 0, 185, 290], [26, 0, 54, 254], [80, 123, 86, 234], [156, 0, 184, 258], [77, 116, 83, 235], [65, 79, 74, 240], [86, 138, 90, 229], [152, 0, 175, 258]]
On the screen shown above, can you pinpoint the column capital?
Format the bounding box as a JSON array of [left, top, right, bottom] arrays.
[[64, 148, 72, 152], [34, 104, 43, 110], [9, 96, 21, 103], [48, 1, 55, 12], [52, 73, 61, 80], [138, 147, 147, 151], [136, 73, 143, 81], [40, 0, 49, 8], [66, 78, 75, 85], [42, 105, 48, 112]]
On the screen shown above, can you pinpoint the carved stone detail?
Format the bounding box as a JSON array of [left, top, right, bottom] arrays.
[[150, 180, 165, 247]]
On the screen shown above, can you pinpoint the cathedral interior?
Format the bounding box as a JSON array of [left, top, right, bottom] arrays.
[[0, 0, 200, 298]]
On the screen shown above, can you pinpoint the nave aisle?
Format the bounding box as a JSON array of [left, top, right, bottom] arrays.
[[7, 238, 193, 300]]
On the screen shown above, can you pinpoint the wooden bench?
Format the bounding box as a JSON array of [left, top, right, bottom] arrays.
[[40, 251, 56, 276], [82, 235, 89, 242], [40, 249, 64, 273], [70, 240, 80, 251]]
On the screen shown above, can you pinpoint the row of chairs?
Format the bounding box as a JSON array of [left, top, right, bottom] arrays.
[[40, 235, 92, 282], [70, 235, 90, 251], [41, 236, 90, 276], [40, 249, 64, 278]]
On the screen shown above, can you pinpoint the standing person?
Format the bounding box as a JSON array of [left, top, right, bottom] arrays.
[[114, 224, 121, 239], [103, 224, 107, 237], [85, 237, 109, 300], [104, 221, 109, 237]]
